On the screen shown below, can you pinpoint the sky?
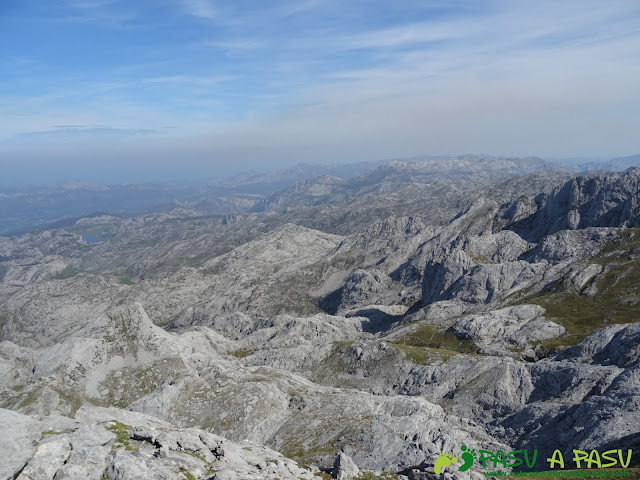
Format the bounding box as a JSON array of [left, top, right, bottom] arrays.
[[1, 0, 640, 184]]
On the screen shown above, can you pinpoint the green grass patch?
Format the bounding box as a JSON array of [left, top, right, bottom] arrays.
[[98, 359, 184, 408], [355, 473, 399, 480], [392, 343, 468, 364], [179, 467, 197, 480], [117, 276, 134, 285], [469, 253, 497, 264], [230, 348, 252, 358], [389, 323, 477, 364], [516, 229, 640, 353], [51, 387, 84, 415], [56, 265, 82, 279], [392, 344, 428, 365], [400, 324, 477, 354], [40, 430, 67, 439], [182, 449, 206, 462], [0, 263, 8, 281], [17, 387, 43, 409], [593, 228, 640, 263], [315, 473, 333, 480], [281, 433, 343, 467], [527, 469, 640, 480], [68, 223, 115, 238], [0, 314, 8, 335], [105, 420, 135, 450]]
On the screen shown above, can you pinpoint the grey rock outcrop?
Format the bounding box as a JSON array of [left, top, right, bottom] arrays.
[[333, 452, 360, 480], [504, 167, 640, 241], [0, 406, 319, 480], [3, 159, 640, 478], [451, 305, 564, 355]]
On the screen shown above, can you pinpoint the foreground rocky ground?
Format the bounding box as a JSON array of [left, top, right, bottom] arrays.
[[1, 159, 639, 479]]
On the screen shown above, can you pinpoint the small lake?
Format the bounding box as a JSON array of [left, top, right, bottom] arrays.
[[82, 235, 102, 243]]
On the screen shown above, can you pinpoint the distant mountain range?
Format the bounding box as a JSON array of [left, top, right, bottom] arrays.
[[1, 153, 639, 235]]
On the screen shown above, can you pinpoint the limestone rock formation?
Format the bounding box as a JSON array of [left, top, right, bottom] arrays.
[[2, 159, 640, 478]]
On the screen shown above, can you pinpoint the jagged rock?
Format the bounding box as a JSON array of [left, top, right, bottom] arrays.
[[332, 451, 360, 480], [555, 322, 640, 367], [237, 312, 366, 371], [338, 269, 398, 310], [3, 159, 640, 478], [451, 305, 564, 355], [211, 471, 238, 480], [0, 405, 321, 480], [422, 249, 477, 304], [523, 228, 614, 263], [504, 167, 640, 241], [403, 300, 469, 325], [464, 230, 531, 263], [448, 260, 547, 304], [0, 409, 42, 480], [261, 175, 347, 212]]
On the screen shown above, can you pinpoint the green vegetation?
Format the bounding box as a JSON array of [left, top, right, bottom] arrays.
[[52, 387, 84, 415], [355, 473, 399, 480], [392, 343, 427, 364], [281, 434, 344, 467], [315, 473, 333, 480], [179, 467, 197, 480], [68, 223, 115, 239], [17, 387, 43, 409], [230, 348, 252, 358], [0, 263, 8, 281], [117, 276, 134, 285], [389, 323, 478, 364], [56, 264, 82, 279], [0, 314, 8, 334], [469, 253, 497, 264], [530, 469, 640, 480], [399, 324, 477, 354], [105, 420, 135, 450], [182, 449, 206, 462], [203, 262, 225, 275], [98, 359, 184, 408], [516, 229, 640, 353]]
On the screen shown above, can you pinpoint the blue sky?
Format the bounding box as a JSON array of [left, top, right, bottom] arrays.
[[1, 0, 640, 184]]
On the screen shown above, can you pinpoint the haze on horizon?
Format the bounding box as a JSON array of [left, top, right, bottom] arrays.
[[1, 0, 639, 185]]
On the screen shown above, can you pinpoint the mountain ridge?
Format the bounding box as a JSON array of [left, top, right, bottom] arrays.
[[1, 158, 639, 479]]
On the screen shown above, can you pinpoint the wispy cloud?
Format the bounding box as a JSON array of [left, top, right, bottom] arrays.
[[277, 0, 326, 17], [2, 0, 639, 182], [330, 21, 466, 50], [141, 75, 236, 85], [66, 0, 117, 9], [202, 39, 266, 50], [182, 0, 216, 20], [5, 127, 158, 144]]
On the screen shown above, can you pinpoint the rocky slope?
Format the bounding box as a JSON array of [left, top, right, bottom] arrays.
[[1, 161, 639, 479]]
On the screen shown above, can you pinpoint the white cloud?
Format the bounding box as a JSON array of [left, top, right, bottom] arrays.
[[182, 0, 216, 19], [3, 0, 640, 174], [141, 75, 236, 85], [202, 39, 265, 50]]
